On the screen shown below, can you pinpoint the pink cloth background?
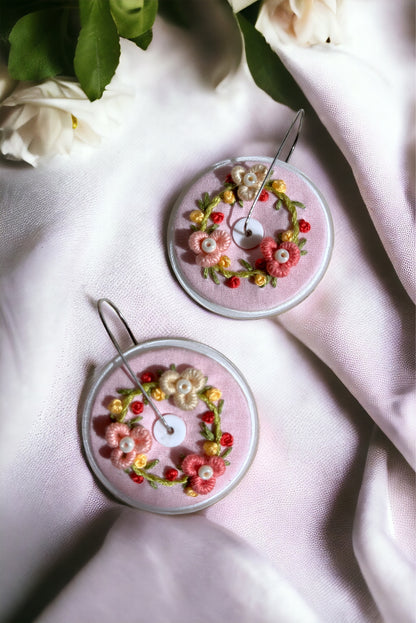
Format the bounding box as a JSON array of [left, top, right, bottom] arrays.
[[0, 1, 414, 622]]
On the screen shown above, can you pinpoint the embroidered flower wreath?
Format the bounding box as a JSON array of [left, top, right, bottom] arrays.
[[103, 365, 233, 497], [188, 164, 311, 289]]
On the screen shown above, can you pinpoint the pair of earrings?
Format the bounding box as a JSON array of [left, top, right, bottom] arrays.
[[82, 111, 333, 514]]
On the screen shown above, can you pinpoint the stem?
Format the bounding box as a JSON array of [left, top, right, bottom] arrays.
[[132, 465, 188, 487], [200, 195, 221, 231]]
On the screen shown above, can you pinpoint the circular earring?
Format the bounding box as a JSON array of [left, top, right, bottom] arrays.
[[82, 299, 258, 514], [167, 110, 333, 319]]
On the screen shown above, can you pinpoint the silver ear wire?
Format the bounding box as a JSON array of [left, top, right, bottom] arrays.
[[243, 109, 305, 236], [97, 298, 174, 434]]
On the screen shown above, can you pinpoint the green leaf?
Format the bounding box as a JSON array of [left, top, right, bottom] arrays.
[[275, 199, 282, 211], [110, 0, 144, 38], [200, 423, 215, 441], [300, 250, 308, 255], [239, 259, 253, 271], [292, 201, 306, 209], [74, 0, 120, 101], [236, 12, 307, 111], [203, 267, 209, 279], [271, 277, 277, 287], [298, 238, 307, 249], [209, 268, 220, 285], [131, 28, 152, 50], [8, 9, 70, 80], [221, 447, 232, 458], [145, 459, 159, 470]]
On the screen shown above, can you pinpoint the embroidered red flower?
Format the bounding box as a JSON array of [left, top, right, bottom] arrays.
[[211, 212, 224, 224], [130, 473, 144, 484], [105, 422, 152, 469], [181, 454, 226, 495], [202, 411, 215, 424], [259, 190, 269, 202], [255, 258, 267, 271], [188, 230, 231, 267], [130, 401, 144, 415], [225, 173, 233, 184], [220, 432, 233, 447], [165, 468, 179, 481], [226, 276, 240, 288], [298, 219, 311, 233], [140, 371, 155, 383], [260, 237, 300, 278]]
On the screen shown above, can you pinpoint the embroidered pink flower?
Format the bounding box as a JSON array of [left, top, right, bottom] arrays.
[[181, 454, 226, 495], [188, 230, 231, 267], [260, 237, 300, 278], [105, 422, 152, 469]]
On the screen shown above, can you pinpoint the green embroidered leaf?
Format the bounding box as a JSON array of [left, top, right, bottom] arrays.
[[203, 267, 209, 279], [8, 9, 75, 81], [238, 200, 244, 207], [300, 250, 308, 255], [200, 423, 215, 441], [224, 460, 231, 466], [221, 446, 232, 458], [148, 480, 158, 489], [169, 363, 176, 370], [190, 224, 199, 232], [271, 277, 277, 287], [130, 416, 143, 425], [292, 201, 306, 209], [206, 224, 219, 235], [298, 238, 307, 249], [275, 199, 282, 211], [209, 268, 220, 285], [117, 388, 133, 395], [236, 11, 306, 111], [217, 399, 224, 415], [74, 0, 120, 101], [239, 259, 253, 271], [145, 459, 159, 470]]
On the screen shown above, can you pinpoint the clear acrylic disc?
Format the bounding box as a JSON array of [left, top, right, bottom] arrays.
[[82, 338, 258, 515], [167, 157, 333, 319]]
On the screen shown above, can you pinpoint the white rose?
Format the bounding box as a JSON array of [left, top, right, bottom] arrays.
[[256, 0, 345, 47], [0, 72, 134, 167], [227, 0, 258, 12]]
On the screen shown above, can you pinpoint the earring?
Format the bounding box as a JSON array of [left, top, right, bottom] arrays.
[[82, 299, 258, 514], [167, 110, 333, 319]]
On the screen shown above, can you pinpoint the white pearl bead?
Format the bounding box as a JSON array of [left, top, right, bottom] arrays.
[[274, 248, 290, 264], [119, 436, 135, 453], [201, 237, 217, 254], [243, 172, 258, 187], [176, 378, 192, 395], [198, 465, 214, 480]]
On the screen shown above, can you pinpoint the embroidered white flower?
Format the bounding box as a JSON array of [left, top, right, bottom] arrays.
[[0, 72, 133, 167], [159, 368, 206, 411], [256, 0, 345, 47], [231, 163, 268, 201]]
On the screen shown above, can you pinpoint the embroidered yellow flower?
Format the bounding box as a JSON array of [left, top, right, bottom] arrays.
[[218, 255, 231, 268], [222, 189, 235, 204], [254, 274, 267, 287], [151, 388, 166, 401], [272, 179, 287, 193], [184, 487, 198, 497], [280, 230, 293, 242], [190, 209, 204, 224], [205, 388, 222, 402], [134, 454, 147, 469], [203, 441, 219, 456], [107, 398, 123, 415]]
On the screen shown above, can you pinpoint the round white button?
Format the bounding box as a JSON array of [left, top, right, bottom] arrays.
[[232, 217, 264, 249], [243, 172, 257, 187], [176, 379, 192, 395], [201, 238, 217, 253], [119, 436, 135, 453], [153, 414, 186, 448], [198, 465, 214, 480], [274, 248, 290, 263]]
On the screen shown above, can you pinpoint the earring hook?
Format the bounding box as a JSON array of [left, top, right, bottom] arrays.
[[97, 298, 174, 434], [243, 109, 305, 236]]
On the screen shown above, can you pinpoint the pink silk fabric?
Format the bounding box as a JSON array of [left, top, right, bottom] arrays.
[[0, 1, 414, 622]]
